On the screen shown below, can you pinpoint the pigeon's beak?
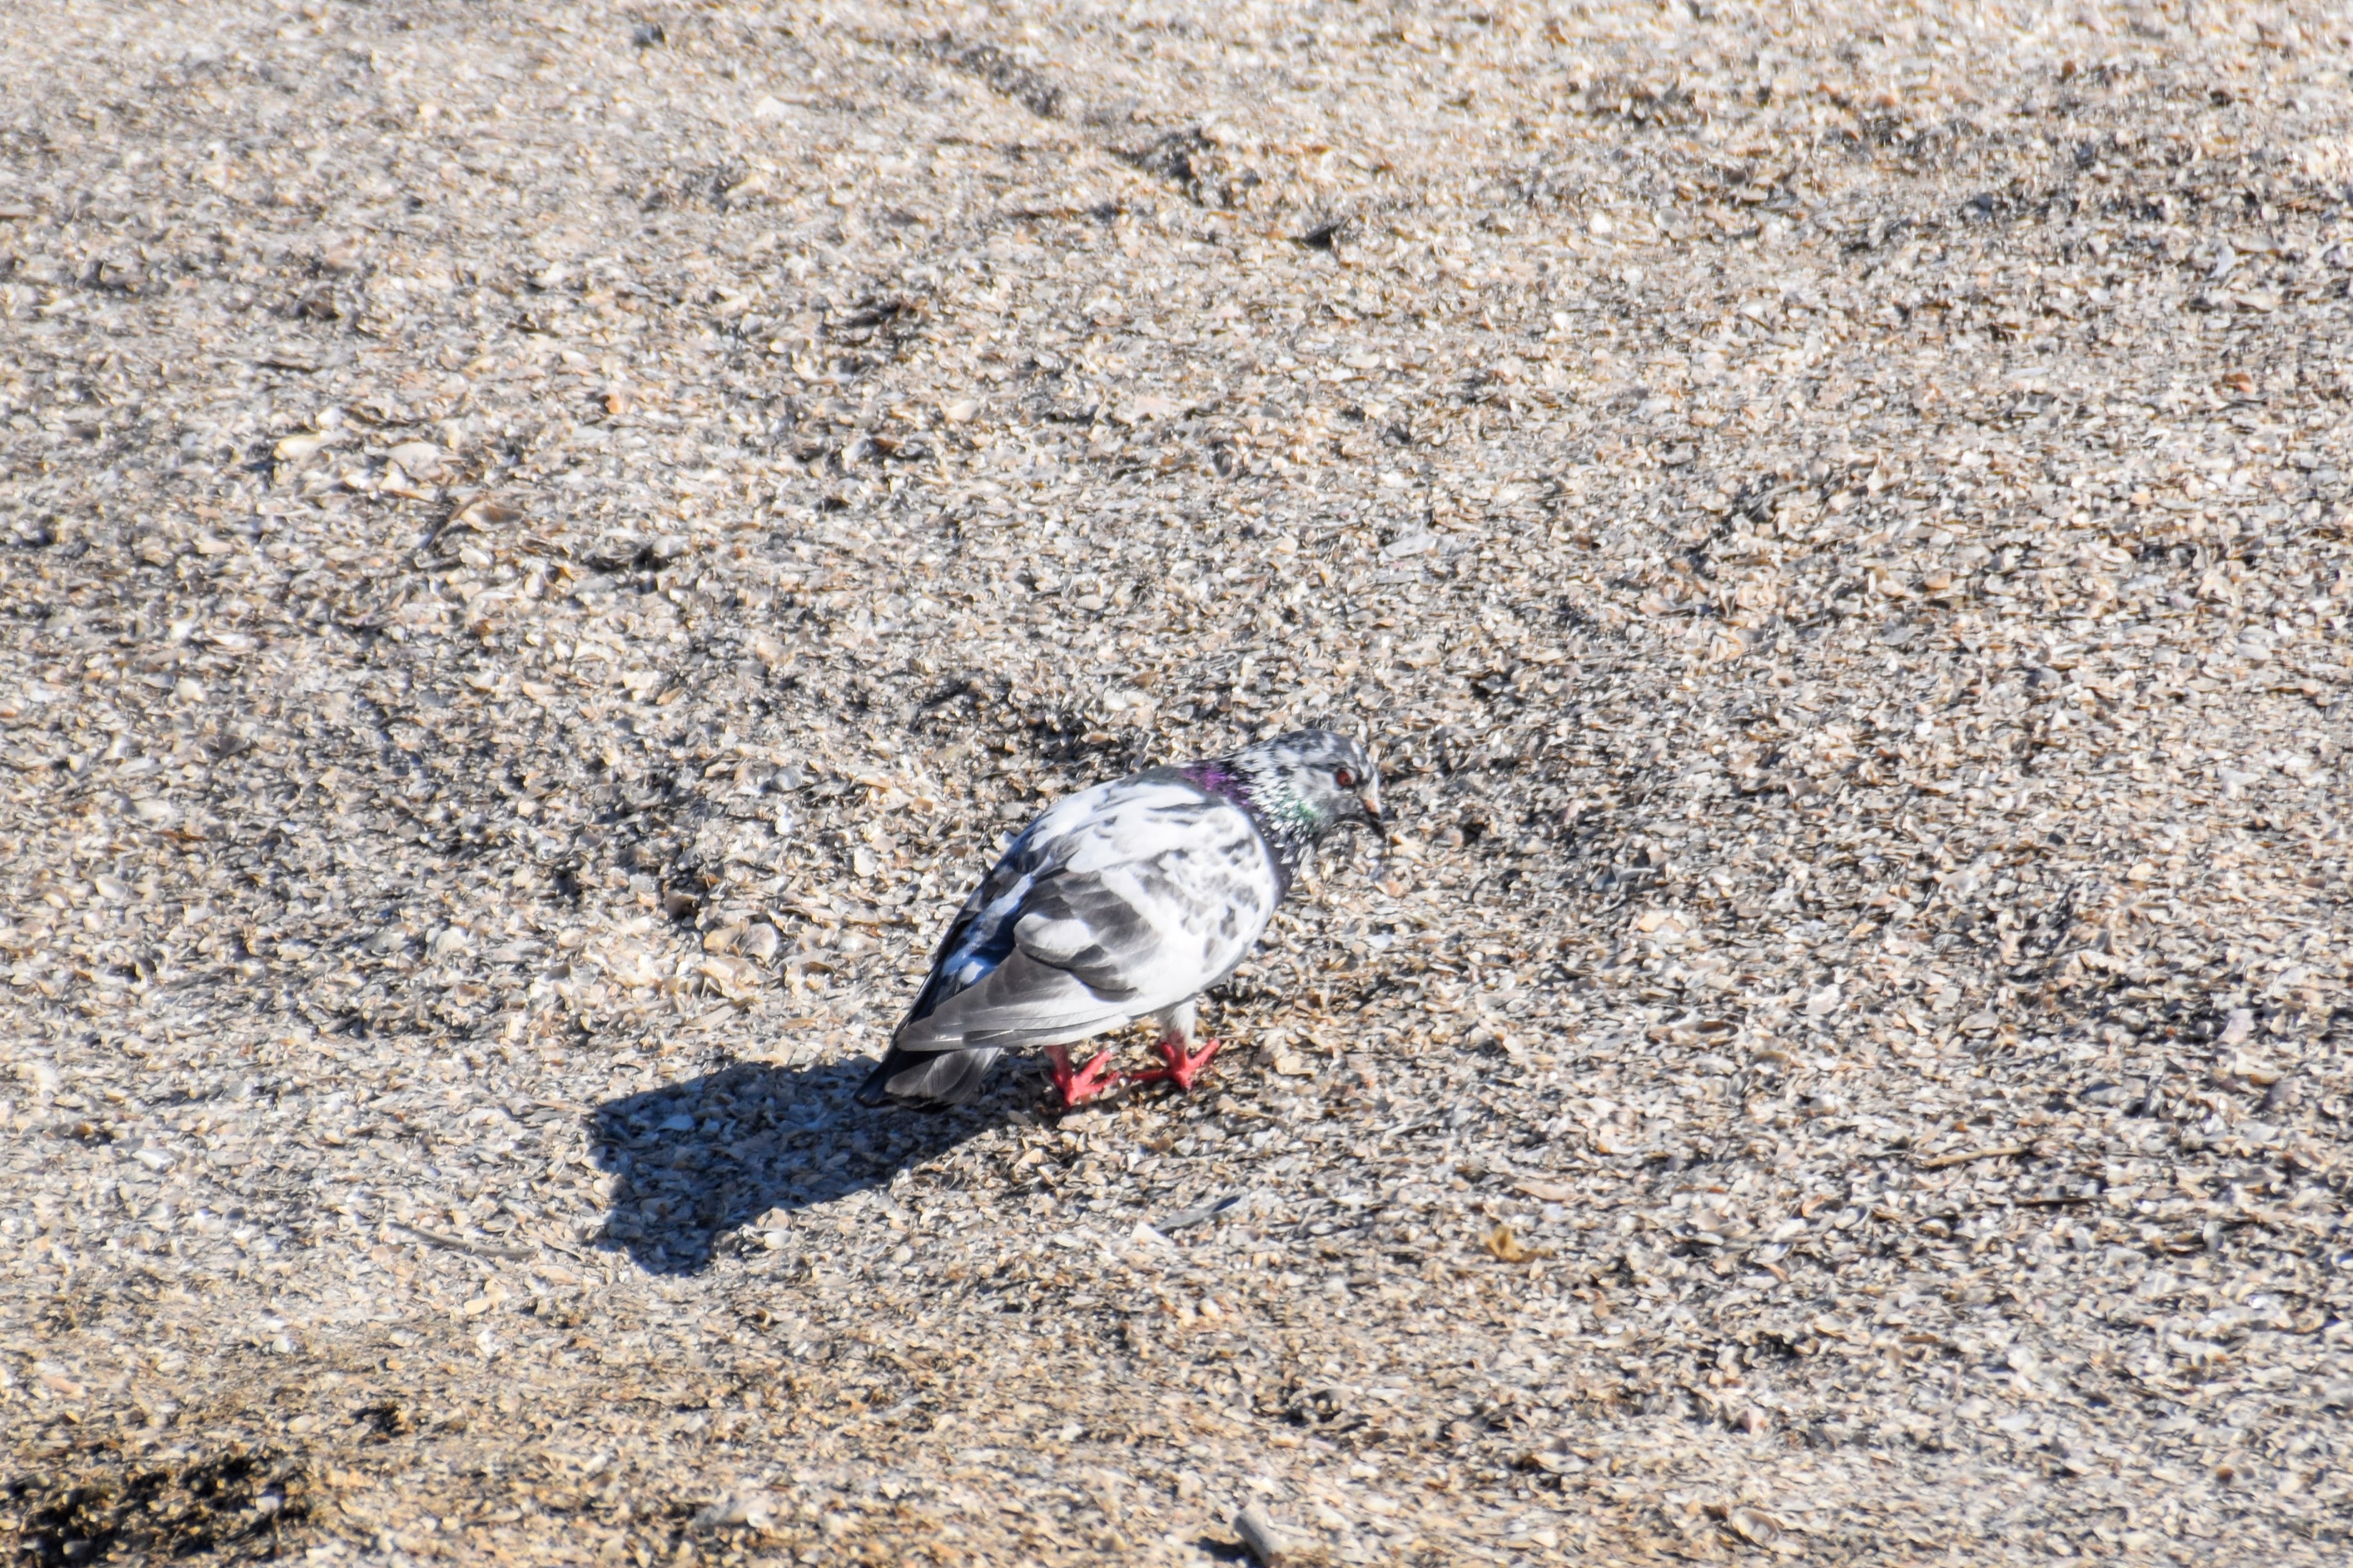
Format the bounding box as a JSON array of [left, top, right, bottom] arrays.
[[1357, 778, 1384, 830]]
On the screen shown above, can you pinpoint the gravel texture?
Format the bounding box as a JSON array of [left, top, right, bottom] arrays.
[[5, 1, 2352, 1564]]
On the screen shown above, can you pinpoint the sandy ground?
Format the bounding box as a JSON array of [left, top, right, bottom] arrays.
[[4, 1, 2352, 1563]]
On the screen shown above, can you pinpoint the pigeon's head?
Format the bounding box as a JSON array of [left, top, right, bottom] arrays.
[[1230, 728, 1384, 842]]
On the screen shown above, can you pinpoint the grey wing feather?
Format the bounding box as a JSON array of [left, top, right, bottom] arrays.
[[1011, 873, 1163, 994], [890, 777, 1279, 1057]]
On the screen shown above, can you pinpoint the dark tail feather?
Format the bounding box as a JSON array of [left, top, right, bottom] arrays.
[[855, 1045, 999, 1109]]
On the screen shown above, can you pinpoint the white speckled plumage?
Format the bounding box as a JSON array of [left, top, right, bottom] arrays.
[[857, 730, 1381, 1109]]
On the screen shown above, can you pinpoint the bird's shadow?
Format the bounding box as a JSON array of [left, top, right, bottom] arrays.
[[585, 1056, 1027, 1275]]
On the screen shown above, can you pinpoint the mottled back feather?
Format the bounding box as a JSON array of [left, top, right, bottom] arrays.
[[858, 732, 1378, 1109], [888, 772, 1277, 1056]]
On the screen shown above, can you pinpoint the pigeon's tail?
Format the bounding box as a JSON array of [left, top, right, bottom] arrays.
[[855, 1044, 1000, 1110]]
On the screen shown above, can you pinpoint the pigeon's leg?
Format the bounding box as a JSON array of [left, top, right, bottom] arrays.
[[1148, 1034, 1222, 1090], [1127, 999, 1223, 1092], [1047, 1043, 1121, 1107]]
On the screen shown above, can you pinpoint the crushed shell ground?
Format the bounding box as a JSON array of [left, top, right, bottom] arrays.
[[3, 1, 2352, 1564]]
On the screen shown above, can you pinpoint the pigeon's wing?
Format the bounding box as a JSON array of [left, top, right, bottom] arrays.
[[897, 822, 1048, 1026], [891, 775, 1278, 1055]]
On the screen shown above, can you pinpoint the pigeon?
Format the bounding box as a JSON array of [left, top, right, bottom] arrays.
[[856, 729, 1384, 1110]]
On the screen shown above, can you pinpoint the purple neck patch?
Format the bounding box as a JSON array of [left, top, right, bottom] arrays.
[[1179, 761, 1239, 798], [1180, 760, 1299, 900]]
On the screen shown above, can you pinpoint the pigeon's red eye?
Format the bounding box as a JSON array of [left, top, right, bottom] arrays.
[[1335, 768, 1355, 788]]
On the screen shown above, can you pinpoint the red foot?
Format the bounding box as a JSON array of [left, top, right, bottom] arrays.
[[1128, 1035, 1222, 1092], [1048, 1044, 1121, 1108]]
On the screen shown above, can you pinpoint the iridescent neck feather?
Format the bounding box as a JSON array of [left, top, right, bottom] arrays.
[[1180, 755, 1330, 899]]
